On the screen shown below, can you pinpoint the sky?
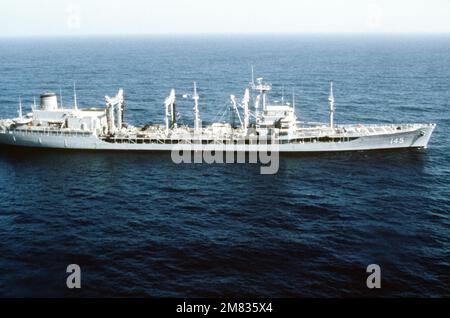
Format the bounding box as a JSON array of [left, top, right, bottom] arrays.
[[1, 0, 450, 37]]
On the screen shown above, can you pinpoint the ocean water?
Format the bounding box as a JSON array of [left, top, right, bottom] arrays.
[[0, 35, 449, 297]]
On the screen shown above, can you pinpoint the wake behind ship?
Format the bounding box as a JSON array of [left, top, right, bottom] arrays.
[[0, 76, 436, 152]]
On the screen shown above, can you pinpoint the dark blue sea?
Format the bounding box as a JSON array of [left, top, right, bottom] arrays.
[[0, 35, 449, 297]]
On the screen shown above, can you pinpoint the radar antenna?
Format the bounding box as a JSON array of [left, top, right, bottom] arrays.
[[251, 77, 271, 111]]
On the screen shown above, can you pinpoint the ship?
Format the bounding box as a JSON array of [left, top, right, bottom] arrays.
[[0, 75, 436, 153]]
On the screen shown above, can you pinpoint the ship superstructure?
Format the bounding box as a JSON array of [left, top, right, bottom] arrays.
[[0, 75, 436, 152]]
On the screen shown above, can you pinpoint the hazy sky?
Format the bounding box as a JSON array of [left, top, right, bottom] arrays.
[[2, 0, 450, 37]]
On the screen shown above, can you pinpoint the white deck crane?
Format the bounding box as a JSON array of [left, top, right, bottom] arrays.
[[105, 89, 124, 135], [164, 89, 176, 133], [241, 88, 250, 133]]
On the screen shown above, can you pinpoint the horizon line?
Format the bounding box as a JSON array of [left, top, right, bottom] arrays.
[[1, 31, 450, 39]]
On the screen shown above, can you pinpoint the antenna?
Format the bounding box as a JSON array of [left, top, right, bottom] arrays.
[[282, 85, 285, 105], [328, 82, 335, 129], [18, 96, 23, 119], [329, 82, 334, 102], [242, 88, 250, 133], [60, 88, 63, 109], [73, 82, 78, 110], [251, 65, 255, 86], [193, 82, 201, 132], [292, 88, 296, 113], [252, 77, 271, 111], [193, 81, 198, 100]]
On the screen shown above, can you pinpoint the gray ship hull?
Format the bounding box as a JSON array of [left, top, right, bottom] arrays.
[[0, 124, 435, 153]]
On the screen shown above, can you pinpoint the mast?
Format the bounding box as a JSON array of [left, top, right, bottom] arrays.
[[73, 82, 78, 110], [328, 82, 335, 129], [261, 80, 266, 111], [165, 100, 169, 134], [60, 88, 63, 109], [193, 82, 201, 132], [109, 101, 115, 134], [250, 68, 271, 124], [121, 93, 125, 128], [18, 96, 23, 119], [252, 77, 271, 111], [292, 89, 296, 114], [242, 89, 250, 133], [251, 65, 255, 86], [171, 91, 177, 128], [116, 89, 124, 130], [254, 94, 260, 123]]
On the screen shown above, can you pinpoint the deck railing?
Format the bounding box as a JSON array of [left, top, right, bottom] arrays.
[[5, 128, 93, 137]]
